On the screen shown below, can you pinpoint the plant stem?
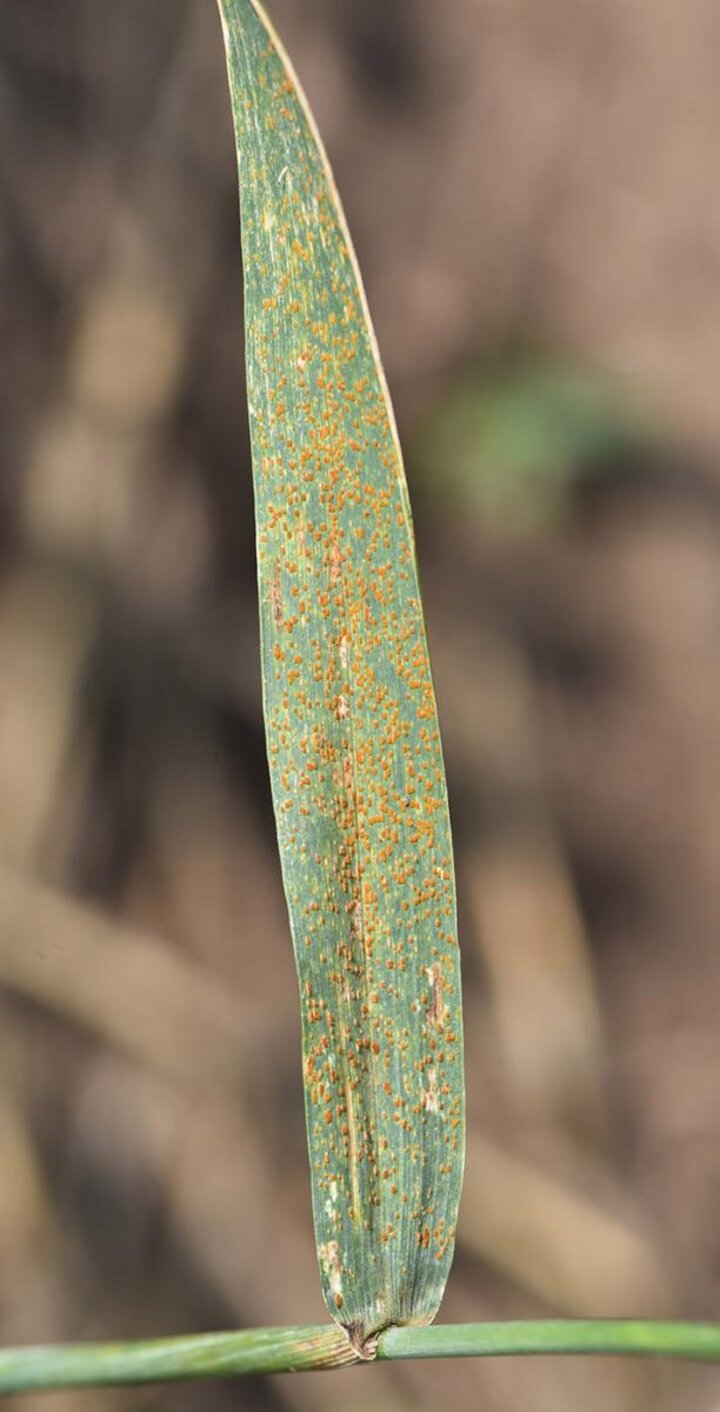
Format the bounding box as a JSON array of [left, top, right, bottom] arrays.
[[378, 1320, 720, 1364], [1, 1321, 720, 1395], [0, 1327, 355, 1394]]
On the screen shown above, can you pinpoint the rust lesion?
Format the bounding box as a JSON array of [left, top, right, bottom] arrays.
[[269, 558, 283, 627], [328, 535, 343, 585], [425, 962, 446, 1031], [343, 1077, 363, 1227], [319, 1239, 345, 1309], [421, 1065, 439, 1114]]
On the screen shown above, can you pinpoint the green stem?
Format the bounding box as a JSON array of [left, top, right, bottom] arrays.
[[1, 1321, 720, 1395], [379, 1320, 720, 1364], [0, 1327, 355, 1394]]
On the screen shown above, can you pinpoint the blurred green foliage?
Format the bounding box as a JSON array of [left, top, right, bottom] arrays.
[[414, 356, 647, 530]]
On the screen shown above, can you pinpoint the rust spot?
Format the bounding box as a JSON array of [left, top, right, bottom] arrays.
[[270, 560, 283, 627], [426, 963, 445, 1030], [329, 537, 342, 585]]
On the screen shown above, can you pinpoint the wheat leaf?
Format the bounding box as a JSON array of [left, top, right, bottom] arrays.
[[218, 0, 464, 1348]]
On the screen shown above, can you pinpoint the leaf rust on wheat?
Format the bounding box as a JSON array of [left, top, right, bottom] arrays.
[[219, 0, 465, 1346]]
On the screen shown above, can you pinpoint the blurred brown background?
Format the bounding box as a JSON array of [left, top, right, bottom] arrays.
[[1, 1, 720, 1408]]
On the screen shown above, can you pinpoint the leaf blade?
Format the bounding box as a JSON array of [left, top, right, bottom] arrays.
[[219, 0, 464, 1345]]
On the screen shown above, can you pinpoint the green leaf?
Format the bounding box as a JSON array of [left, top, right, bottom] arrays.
[[218, 0, 464, 1350]]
